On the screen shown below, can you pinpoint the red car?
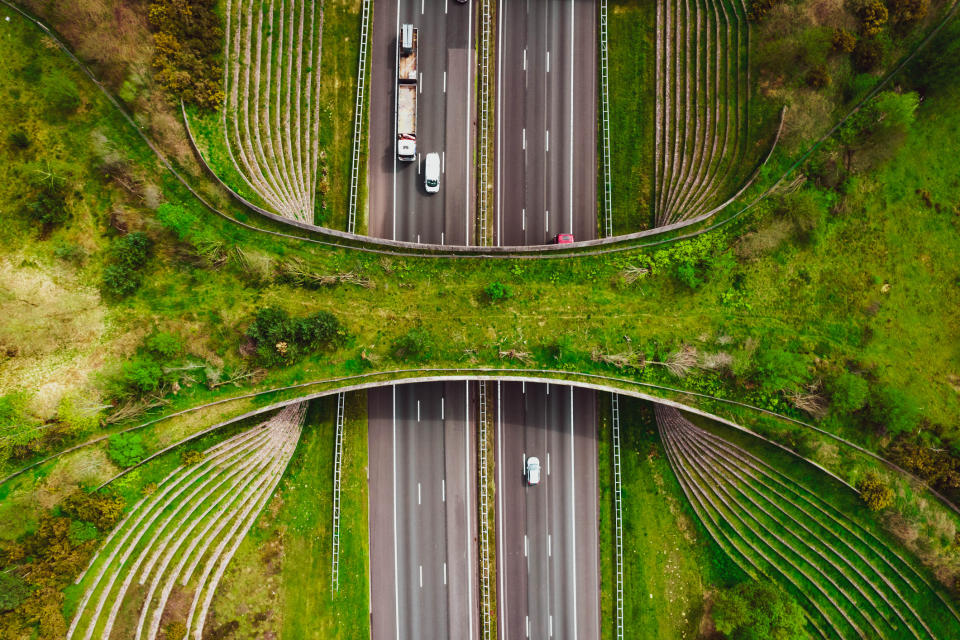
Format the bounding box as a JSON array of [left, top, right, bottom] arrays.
[[552, 233, 575, 245]]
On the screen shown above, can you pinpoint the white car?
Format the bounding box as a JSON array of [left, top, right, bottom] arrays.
[[526, 456, 541, 485], [424, 152, 440, 194]]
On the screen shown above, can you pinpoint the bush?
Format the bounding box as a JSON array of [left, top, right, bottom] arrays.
[[857, 471, 894, 510], [852, 38, 883, 71], [101, 233, 152, 299], [118, 357, 164, 394], [754, 348, 810, 393], [60, 491, 124, 530], [851, 0, 889, 35], [747, 0, 777, 21], [101, 264, 143, 298], [146, 331, 182, 359], [182, 450, 204, 466], [245, 307, 346, 366], [888, 0, 928, 25], [712, 581, 810, 639], [868, 385, 919, 435], [148, 0, 224, 109], [56, 394, 102, 434], [391, 326, 434, 363], [827, 372, 869, 414], [107, 432, 147, 468], [21, 176, 69, 231], [111, 232, 151, 270], [0, 573, 30, 612], [805, 65, 831, 89], [832, 28, 857, 53], [483, 281, 512, 302], [67, 520, 99, 546]]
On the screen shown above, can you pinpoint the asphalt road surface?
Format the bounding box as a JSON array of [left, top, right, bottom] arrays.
[[368, 0, 475, 245], [368, 382, 479, 640], [495, 381, 600, 639], [495, 0, 598, 246]]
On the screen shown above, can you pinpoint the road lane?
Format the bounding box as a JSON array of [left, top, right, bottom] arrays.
[[495, 381, 600, 639], [495, 0, 597, 246], [368, 382, 478, 640], [368, 0, 475, 245]]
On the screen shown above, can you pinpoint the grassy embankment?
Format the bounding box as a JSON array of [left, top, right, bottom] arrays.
[[206, 393, 370, 638], [190, 0, 363, 230], [599, 396, 736, 639], [606, 0, 654, 235]]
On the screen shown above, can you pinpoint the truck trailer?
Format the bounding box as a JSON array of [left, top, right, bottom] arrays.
[[397, 24, 418, 161]]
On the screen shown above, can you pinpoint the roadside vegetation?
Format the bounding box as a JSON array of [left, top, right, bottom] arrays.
[[0, 1, 959, 638]]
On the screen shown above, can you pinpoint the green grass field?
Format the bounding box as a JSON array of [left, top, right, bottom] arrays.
[[606, 0, 655, 234]]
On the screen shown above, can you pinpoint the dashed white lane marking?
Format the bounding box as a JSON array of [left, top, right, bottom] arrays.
[[546, 51, 550, 73], [546, 130, 549, 153], [418, 482, 421, 505], [444, 562, 448, 585], [442, 479, 446, 502], [524, 534, 528, 557], [419, 564, 423, 588], [522, 128, 526, 151], [443, 70, 447, 93]]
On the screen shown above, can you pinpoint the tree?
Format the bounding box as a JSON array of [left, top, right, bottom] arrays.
[[483, 281, 512, 302], [857, 472, 895, 510], [713, 581, 811, 640], [21, 175, 69, 231], [391, 326, 434, 363], [805, 65, 831, 89]]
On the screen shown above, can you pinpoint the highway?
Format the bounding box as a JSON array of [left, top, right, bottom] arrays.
[[368, 382, 479, 640], [495, 381, 600, 639], [495, 0, 598, 246], [368, 0, 475, 245]]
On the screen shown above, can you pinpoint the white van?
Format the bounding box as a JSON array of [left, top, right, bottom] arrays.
[[424, 152, 440, 194]]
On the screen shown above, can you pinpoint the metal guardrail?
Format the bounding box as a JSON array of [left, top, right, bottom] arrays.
[[612, 393, 624, 639], [331, 392, 346, 592], [347, 0, 372, 234], [599, 0, 613, 238], [477, 0, 494, 246], [478, 381, 493, 639]]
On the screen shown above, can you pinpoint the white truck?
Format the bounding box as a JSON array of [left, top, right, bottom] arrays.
[[396, 24, 418, 161]]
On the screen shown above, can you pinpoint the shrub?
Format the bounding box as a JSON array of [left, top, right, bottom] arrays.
[[483, 281, 512, 302], [805, 65, 831, 89], [111, 232, 151, 270], [832, 28, 857, 53], [391, 326, 434, 363], [148, 0, 224, 109], [101, 264, 143, 298], [67, 520, 99, 546], [852, 38, 883, 71], [888, 0, 928, 25], [60, 491, 124, 530], [101, 233, 152, 299], [857, 472, 894, 510], [21, 176, 69, 231], [146, 331, 182, 359], [245, 307, 346, 366], [118, 357, 165, 394], [851, 0, 889, 35], [0, 573, 30, 612], [827, 372, 869, 414], [56, 394, 102, 434], [868, 385, 919, 435], [754, 348, 809, 393], [713, 581, 810, 639], [747, 0, 777, 21], [182, 450, 204, 466], [107, 432, 147, 468]]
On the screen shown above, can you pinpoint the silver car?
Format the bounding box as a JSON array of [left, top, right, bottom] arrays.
[[526, 456, 541, 485]]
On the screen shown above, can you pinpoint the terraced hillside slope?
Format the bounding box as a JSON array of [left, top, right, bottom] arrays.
[[66, 403, 306, 640], [656, 405, 960, 640], [654, 0, 760, 227], [221, 0, 323, 224]]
